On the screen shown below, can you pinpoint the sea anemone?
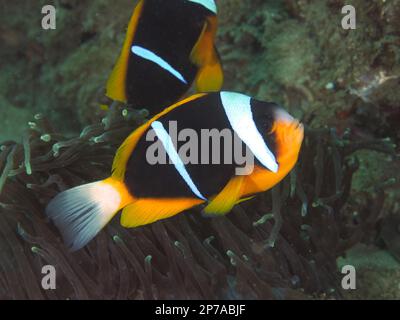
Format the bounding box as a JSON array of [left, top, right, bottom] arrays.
[[0, 106, 395, 300]]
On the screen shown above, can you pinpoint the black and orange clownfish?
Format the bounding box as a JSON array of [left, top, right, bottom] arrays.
[[46, 92, 304, 251], [106, 0, 223, 115]]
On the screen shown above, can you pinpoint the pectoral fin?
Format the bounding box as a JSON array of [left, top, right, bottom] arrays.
[[203, 175, 245, 215], [195, 59, 223, 92], [120, 198, 204, 228], [111, 93, 206, 181], [236, 196, 255, 205]]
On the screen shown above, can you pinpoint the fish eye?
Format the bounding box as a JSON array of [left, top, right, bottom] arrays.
[[259, 114, 274, 133]]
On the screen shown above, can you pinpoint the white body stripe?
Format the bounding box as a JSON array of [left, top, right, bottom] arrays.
[[151, 121, 207, 200], [131, 46, 187, 84], [187, 0, 217, 13], [220, 92, 279, 173]]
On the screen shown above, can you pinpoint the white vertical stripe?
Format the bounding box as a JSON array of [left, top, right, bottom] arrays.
[[187, 0, 217, 13], [220, 92, 279, 173], [131, 46, 187, 84], [151, 121, 207, 200]]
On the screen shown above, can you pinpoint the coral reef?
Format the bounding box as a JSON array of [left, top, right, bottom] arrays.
[[0, 107, 395, 299], [218, 0, 400, 127]]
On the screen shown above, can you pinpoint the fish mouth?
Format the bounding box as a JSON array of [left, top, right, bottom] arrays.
[[290, 121, 305, 147], [293, 120, 304, 131]]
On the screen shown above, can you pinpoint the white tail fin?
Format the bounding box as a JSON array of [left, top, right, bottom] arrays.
[[46, 180, 123, 251]]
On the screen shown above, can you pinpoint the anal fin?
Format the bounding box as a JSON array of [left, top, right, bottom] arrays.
[[120, 198, 204, 228]]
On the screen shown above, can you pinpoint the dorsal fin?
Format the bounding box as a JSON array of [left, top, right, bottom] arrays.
[[111, 93, 207, 181]]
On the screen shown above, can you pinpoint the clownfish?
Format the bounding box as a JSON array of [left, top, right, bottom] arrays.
[[46, 92, 304, 251], [106, 0, 223, 114]]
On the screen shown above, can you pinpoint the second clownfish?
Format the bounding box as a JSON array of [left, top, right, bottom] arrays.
[[106, 0, 224, 114]]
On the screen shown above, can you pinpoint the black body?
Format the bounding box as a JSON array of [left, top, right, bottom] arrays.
[[124, 93, 279, 199]]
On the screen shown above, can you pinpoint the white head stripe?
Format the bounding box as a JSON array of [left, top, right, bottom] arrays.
[[187, 0, 217, 13], [220, 92, 279, 173], [151, 121, 207, 200], [131, 46, 187, 84]]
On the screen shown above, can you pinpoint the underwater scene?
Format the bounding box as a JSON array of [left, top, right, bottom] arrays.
[[0, 0, 399, 301]]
